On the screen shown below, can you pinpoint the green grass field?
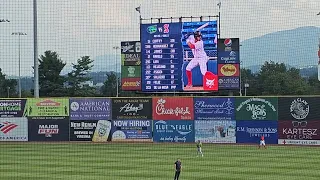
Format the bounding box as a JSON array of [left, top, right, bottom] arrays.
[[0, 143, 319, 180]]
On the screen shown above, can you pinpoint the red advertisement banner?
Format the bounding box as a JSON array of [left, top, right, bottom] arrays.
[[152, 97, 194, 120], [121, 78, 141, 91], [278, 120, 320, 140]]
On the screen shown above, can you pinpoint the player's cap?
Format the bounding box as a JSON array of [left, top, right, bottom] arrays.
[[194, 31, 202, 38]]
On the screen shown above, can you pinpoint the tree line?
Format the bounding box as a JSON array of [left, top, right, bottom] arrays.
[[0, 50, 319, 97]]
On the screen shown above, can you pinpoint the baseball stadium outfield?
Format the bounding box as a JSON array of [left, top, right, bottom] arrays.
[[0, 143, 319, 180]]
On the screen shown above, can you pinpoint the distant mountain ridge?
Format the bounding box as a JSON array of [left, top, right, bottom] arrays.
[[241, 26, 320, 69]]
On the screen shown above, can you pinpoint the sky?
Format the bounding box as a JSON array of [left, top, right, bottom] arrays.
[[0, 0, 319, 76]]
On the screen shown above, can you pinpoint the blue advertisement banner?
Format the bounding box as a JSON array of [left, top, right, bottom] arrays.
[[194, 98, 235, 120], [218, 77, 240, 89], [236, 120, 278, 144], [111, 120, 152, 142], [217, 51, 240, 64], [195, 120, 236, 143], [153, 120, 194, 143], [69, 98, 111, 120]]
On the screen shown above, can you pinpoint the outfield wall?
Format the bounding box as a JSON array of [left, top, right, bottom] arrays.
[[0, 97, 318, 146]]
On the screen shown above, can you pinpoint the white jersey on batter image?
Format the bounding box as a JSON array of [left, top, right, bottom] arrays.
[[185, 35, 208, 76]]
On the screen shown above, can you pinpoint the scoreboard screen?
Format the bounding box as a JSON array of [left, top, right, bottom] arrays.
[[141, 21, 218, 92]]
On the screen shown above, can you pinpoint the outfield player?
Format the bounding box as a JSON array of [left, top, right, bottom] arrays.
[[196, 140, 204, 157], [259, 135, 267, 149], [174, 159, 182, 180], [185, 31, 209, 88]]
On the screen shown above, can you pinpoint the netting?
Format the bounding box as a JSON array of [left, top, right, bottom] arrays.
[[1, 0, 320, 179]]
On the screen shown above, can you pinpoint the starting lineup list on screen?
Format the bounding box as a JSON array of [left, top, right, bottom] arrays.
[[141, 23, 183, 92]]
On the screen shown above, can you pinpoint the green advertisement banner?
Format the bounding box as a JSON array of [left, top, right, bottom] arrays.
[[235, 97, 278, 120], [24, 98, 69, 117], [121, 66, 141, 78]]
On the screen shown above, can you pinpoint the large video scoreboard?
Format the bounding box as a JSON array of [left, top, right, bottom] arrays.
[[140, 21, 218, 92]]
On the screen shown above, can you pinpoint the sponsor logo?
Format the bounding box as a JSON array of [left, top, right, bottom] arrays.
[[290, 98, 309, 120], [147, 25, 157, 34], [155, 98, 191, 117], [194, 98, 234, 116], [0, 101, 22, 111], [127, 66, 136, 77], [0, 121, 18, 134], [121, 42, 134, 53], [135, 42, 141, 52], [236, 98, 277, 120], [224, 38, 232, 47], [205, 78, 215, 88], [282, 121, 317, 140], [36, 99, 61, 106], [229, 51, 236, 56], [70, 100, 110, 112], [154, 120, 192, 136], [123, 80, 141, 87], [71, 122, 97, 128], [119, 103, 143, 113], [220, 64, 237, 76], [203, 72, 218, 91], [38, 125, 59, 137]]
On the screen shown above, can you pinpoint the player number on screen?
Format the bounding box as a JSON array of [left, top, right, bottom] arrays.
[[170, 65, 175, 68], [145, 45, 151, 48], [170, 55, 174, 58], [170, 60, 173, 63], [170, 39, 175, 43], [170, 49, 175, 53], [146, 86, 151, 89], [146, 50, 150, 53]]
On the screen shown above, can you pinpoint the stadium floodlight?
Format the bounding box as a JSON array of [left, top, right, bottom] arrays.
[[12, 32, 27, 98], [113, 46, 120, 97], [317, 12, 320, 15]]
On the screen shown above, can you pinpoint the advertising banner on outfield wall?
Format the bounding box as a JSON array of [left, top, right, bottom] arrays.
[[195, 120, 236, 143], [278, 97, 320, 121], [69, 98, 111, 120], [153, 120, 195, 143], [24, 98, 69, 117], [112, 98, 152, 120], [278, 120, 320, 145], [69, 120, 112, 142], [0, 118, 28, 141], [0, 99, 26, 117], [194, 97, 235, 120], [152, 97, 194, 120], [235, 97, 278, 120], [236, 120, 278, 144], [111, 120, 152, 142], [28, 118, 69, 141]]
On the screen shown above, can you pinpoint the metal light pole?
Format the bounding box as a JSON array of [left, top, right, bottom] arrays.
[[33, 0, 39, 98], [113, 46, 120, 97], [12, 32, 27, 98], [244, 82, 249, 96]]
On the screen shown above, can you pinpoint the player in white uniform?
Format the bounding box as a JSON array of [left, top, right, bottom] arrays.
[[185, 31, 208, 88]]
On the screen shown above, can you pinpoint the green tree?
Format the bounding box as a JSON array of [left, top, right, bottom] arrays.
[[38, 51, 67, 97], [0, 68, 17, 97], [240, 68, 259, 96], [101, 72, 120, 97], [256, 61, 310, 95], [67, 56, 96, 97]]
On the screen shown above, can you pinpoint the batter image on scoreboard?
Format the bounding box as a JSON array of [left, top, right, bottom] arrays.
[[182, 21, 218, 91]]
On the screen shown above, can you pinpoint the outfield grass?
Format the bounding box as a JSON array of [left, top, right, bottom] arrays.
[[0, 143, 319, 180]]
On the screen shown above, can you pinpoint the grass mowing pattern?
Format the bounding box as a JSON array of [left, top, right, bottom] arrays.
[[0, 143, 319, 180]]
